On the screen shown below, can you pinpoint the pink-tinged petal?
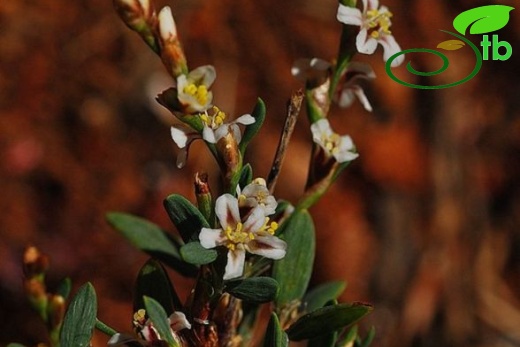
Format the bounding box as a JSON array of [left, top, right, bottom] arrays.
[[380, 35, 404, 67], [199, 228, 225, 249], [202, 126, 217, 143], [242, 206, 266, 234], [169, 311, 191, 331], [246, 235, 287, 260], [351, 85, 373, 112], [235, 114, 255, 125], [107, 333, 143, 346], [224, 248, 246, 280], [337, 89, 356, 108], [337, 5, 363, 26], [356, 29, 378, 55], [215, 194, 240, 229]]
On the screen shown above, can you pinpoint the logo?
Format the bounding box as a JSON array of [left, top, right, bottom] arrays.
[[386, 5, 514, 89]]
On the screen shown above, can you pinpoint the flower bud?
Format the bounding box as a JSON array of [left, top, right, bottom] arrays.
[[158, 6, 188, 77]]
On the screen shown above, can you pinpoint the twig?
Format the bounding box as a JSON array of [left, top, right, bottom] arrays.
[[266, 89, 304, 194]]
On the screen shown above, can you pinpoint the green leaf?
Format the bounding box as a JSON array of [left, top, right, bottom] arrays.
[[57, 277, 72, 300], [304, 281, 347, 312], [285, 302, 372, 341], [272, 210, 315, 307], [180, 242, 218, 265], [164, 194, 210, 243], [336, 325, 358, 346], [225, 277, 279, 304], [453, 5, 514, 35], [239, 163, 253, 188], [60, 283, 97, 347], [143, 296, 178, 347], [264, 313, 289, 347], [134, 259, 181, 315], [436, 39, 465, 50], [106, 212, 197, 277], [239, 98, 266, 155]]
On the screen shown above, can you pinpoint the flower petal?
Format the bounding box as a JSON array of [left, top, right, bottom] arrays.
[[333, 135, 359, 162], [337, 89, 356, 108], [176, 148, 188, 169], [310, 119, 333, 145], [215, 194, 240, 229], [242, 206, 267, 234], [224, 248, 246, 280], [188, 65, 216, 87], [202, 125, 217, 143], [337, 4, 363, 26], [158, 6, 176, 42], [380, 35, 404, 67], [214, 125, 231, 143], [246, 235, 287, 260], [351, 85, 373, 112], [199, 228, 225, 249], [367, 0, 379, 11], [169, 311, 192, 331], [356, 29, 378, 55], [234, 114, 255, 125], [170, 126, 189, 148]]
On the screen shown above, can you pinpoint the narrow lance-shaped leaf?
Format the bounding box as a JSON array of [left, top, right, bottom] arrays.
[[264, 313, 289, 347], [286, 302, 373, 341], [134, 259, 182, 315], [272, 209, 315, 307], [239, 98, 266, 155], [225, 277, 279, 304], [453, 5, 514, 35], [143, 296, 178, 347], [238, 163, 253, 188], [164, 194, 210, 243], [60, 283, 97, 347], [106, 212, 197, 277]]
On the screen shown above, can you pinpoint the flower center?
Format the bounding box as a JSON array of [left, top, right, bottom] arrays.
[[183, 83, 209, 105], [224, 222, 253, 250], [321, 133, 342, 156], [366, 8, 393, 39], [200, 106, 226, 129]]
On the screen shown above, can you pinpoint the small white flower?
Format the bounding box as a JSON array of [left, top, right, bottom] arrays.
[[310, 119, 359, 163], [107, 309, 191, 346], [334, 62, 376, 112], [237, 178, 277, 216], [200, 106, 255, 144], [337, 0, 404, 67], [199, 194, 286, 280], [292, 58, 375, 112], [177, 65, 216, 113]]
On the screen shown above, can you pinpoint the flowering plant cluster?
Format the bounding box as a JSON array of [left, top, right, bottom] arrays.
[[10, 0, 404, 346]]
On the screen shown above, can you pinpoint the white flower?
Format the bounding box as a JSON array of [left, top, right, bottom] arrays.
[[334, 62, 376, 112], [310, 119, 359, 163], [177, 65, 216, 113], [170, 125, 201, 168], [292, 58, 375, 112], [200, 106, 255, 144], [237, 178, 277, 216], [199, 194, 286, 280], [107, 309, 191, 346], [337, 0, 404, 67]]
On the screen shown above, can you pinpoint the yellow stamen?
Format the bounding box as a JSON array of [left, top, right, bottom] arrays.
[[366, 8, 393, 37], [183, 83, 209, 106]]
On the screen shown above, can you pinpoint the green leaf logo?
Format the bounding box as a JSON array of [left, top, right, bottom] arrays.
[[437, 39, 465, 51], [453, 5, 514, 35]]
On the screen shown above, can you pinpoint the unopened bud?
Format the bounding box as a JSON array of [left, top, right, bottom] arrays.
[[195, 172, 213, 223], [158, 6, 177, 42], [23, 246, 49, 278]]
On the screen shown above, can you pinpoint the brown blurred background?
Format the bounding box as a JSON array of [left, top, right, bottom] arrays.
[[1, 0, 519, 346]]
